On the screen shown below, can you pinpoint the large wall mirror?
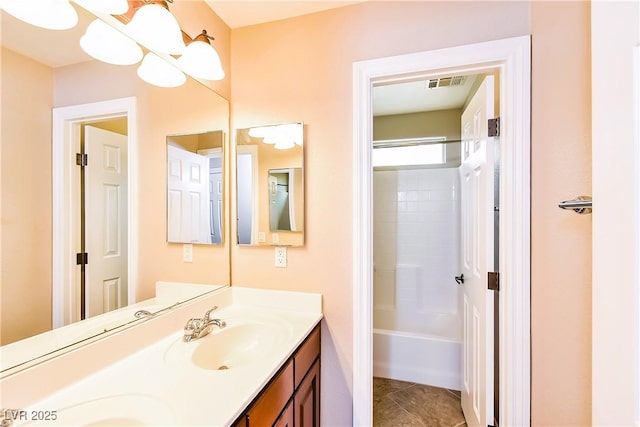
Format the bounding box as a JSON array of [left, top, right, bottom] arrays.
[[0, 2, 230, 374], [167, 131, 225, 245], [236, 123, 305, 246]]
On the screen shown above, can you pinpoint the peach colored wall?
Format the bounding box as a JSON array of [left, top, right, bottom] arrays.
[[230, 2, 530, 425], [531, 2, 592, 426], [373, 108, 461, 141], [1, 48, 53, 344]]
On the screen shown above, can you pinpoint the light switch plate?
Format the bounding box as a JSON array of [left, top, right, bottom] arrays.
[[275, 246, 287, 268], [183, 244, 193, 262]]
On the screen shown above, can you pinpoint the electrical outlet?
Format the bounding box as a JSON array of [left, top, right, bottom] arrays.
[[271, 233, 279, 244], [183, 244, 193, 262], [275, 246, 287, 268], [258, 232, 266, 243]]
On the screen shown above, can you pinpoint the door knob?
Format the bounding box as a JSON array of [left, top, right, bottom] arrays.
[[455, 274, 464, 285]]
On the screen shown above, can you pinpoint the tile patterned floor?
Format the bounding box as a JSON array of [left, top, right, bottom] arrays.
[[373, 377, 467, 427]]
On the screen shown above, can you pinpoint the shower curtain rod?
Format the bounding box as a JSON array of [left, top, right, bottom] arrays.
[[373, 138, 463, 149]]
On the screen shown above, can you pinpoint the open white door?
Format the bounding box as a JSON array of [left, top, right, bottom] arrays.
[[166, 145, 211, 243], [460, 76, 495, 427], [84, 126, 128, 317]]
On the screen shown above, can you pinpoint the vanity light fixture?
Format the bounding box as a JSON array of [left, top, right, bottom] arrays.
[[177, 30, 225, 81], [125, 0, 185, 55], [274, 140, 296, 150], [137, 52, 186, 88], [2, 0, 225, 87], [249, 123, 303, 149], [0, 0, 78, 30], [80, 19, 143, 65]]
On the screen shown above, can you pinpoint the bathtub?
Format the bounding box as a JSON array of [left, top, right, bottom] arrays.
[[373, 308, 462, 390]]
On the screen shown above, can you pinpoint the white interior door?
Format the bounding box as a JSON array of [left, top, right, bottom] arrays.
[[166, 145, 211, 243], [209, 167, 222, 244], [460, 76, 495, 427], [236, 145, 259, 244], [84, 125, 128, 317]]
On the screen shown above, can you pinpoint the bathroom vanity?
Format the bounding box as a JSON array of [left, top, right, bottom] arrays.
[[0, 286, 322, 426], [231, 324, 320, 427]]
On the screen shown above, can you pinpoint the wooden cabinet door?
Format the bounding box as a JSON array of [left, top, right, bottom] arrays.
[[274, 400, 294, 427], [247, 361, 293, 427], [294, 360, 320, 427]]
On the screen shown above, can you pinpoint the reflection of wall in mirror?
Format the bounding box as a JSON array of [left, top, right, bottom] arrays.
[[258, 141, 303, 246], [1, 47, 53, 345], [1, 39, 230, 347]]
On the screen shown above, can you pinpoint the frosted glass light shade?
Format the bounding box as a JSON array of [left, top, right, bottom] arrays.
[[1, 0, 78, 30], [80, 19, 143, 65], [74, 0, 128, 14], [137, 52, 186, 88], [275, 140, 296, 150], [126, 4, 184, 55], [248, 126, 271, 139], [177, 40, 225, 81]]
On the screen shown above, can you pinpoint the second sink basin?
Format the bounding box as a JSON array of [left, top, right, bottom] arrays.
[[191, 323, 280, 370], [163, 315, 291, 371]]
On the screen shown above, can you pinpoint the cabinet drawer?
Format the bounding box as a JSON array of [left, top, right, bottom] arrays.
[[294, 325, 320, 389], [247, 360, 294, 427]]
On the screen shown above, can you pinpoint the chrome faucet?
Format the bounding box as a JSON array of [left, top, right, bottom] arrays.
[[182, 306, 226, 342]]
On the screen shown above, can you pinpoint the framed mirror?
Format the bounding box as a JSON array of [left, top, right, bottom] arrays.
[[0, 2, 230, 374], [166, 131, 225, 245], [236, 123, 304, 246]]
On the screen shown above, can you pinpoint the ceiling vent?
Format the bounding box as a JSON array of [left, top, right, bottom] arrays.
[[426, 75, 467, 89]]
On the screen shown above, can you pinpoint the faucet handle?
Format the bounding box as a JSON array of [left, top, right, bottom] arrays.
[[202, 306, 219, 322], [184, 318, 201, 333], [183, 318, 203, 342]]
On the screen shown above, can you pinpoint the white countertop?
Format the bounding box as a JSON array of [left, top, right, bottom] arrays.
[[0, 282, 225, 378], [7, 287, 322, 427]]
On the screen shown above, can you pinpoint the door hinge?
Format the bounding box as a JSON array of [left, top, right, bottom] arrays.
[[76, 153, 88, 166], [76, 252, 88, 265], [488, 117, 500, 137], [488, 271, 499, 291]]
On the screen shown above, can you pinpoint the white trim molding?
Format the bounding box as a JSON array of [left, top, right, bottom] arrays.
[[352, 36, 531, 427], [591, 1, 640, 424], [52, 97, 138, 328]]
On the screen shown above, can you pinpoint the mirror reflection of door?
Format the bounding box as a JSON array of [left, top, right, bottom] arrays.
[[166, 145, 211, 243], [166, 130, 225, 245], [82, 124, 129, 320], [199, 148, 223, 245], [269, 169, 292, 231], [237, 145, 259, 245]]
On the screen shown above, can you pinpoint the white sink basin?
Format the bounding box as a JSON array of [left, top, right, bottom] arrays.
[[192, 323, 281, 370], [164, 316, 290, 370]]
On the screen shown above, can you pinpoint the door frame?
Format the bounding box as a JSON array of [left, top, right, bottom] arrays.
[[591, 2, 640, 424], [52, 97, 138, 327], [352, 36, 531, 426]]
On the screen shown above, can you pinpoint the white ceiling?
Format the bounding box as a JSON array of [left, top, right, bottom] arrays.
[[204, 1, 364, 29], [373, 75, 478, 116], [1, 5, 93, 68]]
